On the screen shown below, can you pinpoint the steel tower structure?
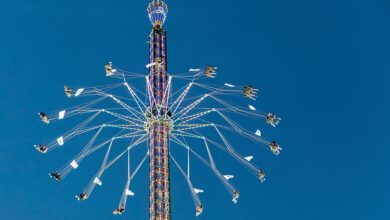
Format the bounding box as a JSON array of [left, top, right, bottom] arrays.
[[147, 1, 171, 219]]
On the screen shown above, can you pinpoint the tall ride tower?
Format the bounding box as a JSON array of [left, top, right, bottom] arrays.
[[147, 1, 171, 220]]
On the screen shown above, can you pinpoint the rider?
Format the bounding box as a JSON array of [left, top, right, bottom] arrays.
[[204, 66, 217, 78], [105, 62, 114, 76], [242, 85, 257, 100], [34, 144, 47, 154], [269, 141, 282, 156], [113, 206, 125, 215], [38, 112, 50, 124], [154, 58, 164, 71], [196, 204, 203, 216], [266, 113, 281, 127], [49, 172, 61, 181], [258, 170, 266, 182], [76, 192, 88, 201], [232, 190, 240, 203], [64, 85, 72, 98]]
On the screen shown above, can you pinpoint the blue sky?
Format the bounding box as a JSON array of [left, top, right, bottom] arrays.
[[0, 0, 390, 219]]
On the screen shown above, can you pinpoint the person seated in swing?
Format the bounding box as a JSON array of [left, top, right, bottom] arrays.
[[76, 192, 88, 201], [196, 204, 203, 216], [154, 57, 164, 71], [232, 190, 240, 203], [242, 85, 257, 100], [38, 112, 50, 124], [113, 205, 125, 215], [269, 141, 282, 156], [258, 170, 266, 182], [204, 66, 217, 78], [34, 144, 48, 154], [64, 85, 72, 98], [266, 113, 281, 127], [243, 85, 253, 94], [105, 62, 115, 76], [49, 172, 61, 181]]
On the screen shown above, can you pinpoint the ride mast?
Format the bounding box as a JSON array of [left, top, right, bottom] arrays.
[[147, 1, 171, 220]]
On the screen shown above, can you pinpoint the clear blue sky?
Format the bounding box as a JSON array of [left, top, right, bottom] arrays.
[[0, 0, 389, 219]]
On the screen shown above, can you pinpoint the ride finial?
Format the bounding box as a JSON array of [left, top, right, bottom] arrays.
[[147, 0, 168, 28]]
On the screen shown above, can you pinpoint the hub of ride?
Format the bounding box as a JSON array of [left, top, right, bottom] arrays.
[[144, 105, 173, 133]]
